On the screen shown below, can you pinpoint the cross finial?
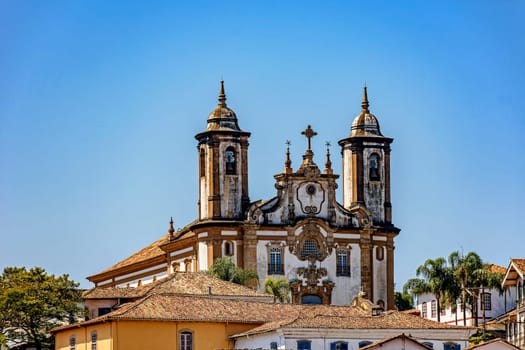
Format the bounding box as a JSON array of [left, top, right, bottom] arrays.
[[361, 85, 369, 112], [301, 125, 317, 151]]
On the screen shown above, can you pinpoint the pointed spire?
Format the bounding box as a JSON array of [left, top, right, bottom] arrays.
[[285, 140, 292, 174], [324, 141, 333, 174], [168, 217, 175, 239], [218, 80, 227, 107], [361, 85, 369, 112]]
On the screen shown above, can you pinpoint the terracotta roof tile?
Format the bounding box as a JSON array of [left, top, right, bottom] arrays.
[[84, 272, 271, 300], [511, 259, 525, 274], [486, 264, 506, 275], [465, 338, 520, 349]]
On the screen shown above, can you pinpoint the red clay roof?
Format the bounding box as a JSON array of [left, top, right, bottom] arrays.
[[511, 259, 525, 274], [486, 264, 506, 275], [84, 272, 271, 300]]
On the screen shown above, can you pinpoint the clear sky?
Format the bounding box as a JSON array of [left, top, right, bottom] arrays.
[[1, 1, 524, 289]]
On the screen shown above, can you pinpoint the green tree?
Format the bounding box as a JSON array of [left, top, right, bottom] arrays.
[[448, 251, 483, 325], [264, 277, 290, 303], [473, 265, 504, 330], [394, 291, 414, 311], [0, 266, 83, 350], [403, 257, 455, 322], [208, 257, 259, 288]]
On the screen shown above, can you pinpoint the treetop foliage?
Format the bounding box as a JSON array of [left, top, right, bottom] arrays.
[[0, 266, 83, 350]]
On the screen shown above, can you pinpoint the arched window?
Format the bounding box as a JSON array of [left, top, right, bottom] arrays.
[[369, 154, 380, 181], [225, 147, 236, 175], [91, 331, 97, 350], [180, 330, 193, 350], [70, 335, 76, 350], [268, 246, 283, 275], [224, 241, 234, 256], [301, 239, 320, 259], [422, 302, 427, 318], [358, 340, 373, 348], [376, 246, 384, 261], [336, 249, 350, 276], [330, 341, 348, 350], [297, 340, 312, 350], [376, 299, 385, 310]]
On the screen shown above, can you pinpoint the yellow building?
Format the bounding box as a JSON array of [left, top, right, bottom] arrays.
[[52, 277, 474, 350]]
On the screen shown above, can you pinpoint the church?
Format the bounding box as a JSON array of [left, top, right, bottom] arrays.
[[86, 81, 400, 309]]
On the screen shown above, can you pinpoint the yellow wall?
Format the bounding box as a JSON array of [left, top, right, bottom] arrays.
[[55, 322, 111, 350], [55, 320, 260, 350]]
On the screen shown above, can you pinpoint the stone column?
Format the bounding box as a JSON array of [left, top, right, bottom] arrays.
[[360, 230, 374, 302], [386, 237, 395, 309]]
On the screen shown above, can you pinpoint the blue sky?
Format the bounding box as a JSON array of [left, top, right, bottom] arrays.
[[1, 1, 524, 289]]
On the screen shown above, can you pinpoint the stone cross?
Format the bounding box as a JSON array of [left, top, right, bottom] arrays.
[[301, 125, 317, 151]]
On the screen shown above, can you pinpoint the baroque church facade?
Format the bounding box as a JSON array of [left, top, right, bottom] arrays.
[[87, 82, 400, 309]]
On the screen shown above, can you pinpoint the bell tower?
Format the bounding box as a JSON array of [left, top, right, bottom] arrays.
[[338, 87, 393, 226], [195, 81, 250, 220]]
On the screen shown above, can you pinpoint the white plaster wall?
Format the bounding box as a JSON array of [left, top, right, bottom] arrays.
[[198, 241, 208, 271], [330, 243, 362, 306], [234, 333, 282, 349], [199, 176, 207, 219]]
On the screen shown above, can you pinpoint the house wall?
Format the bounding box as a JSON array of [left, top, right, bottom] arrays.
[[55, 323, 112, 350]]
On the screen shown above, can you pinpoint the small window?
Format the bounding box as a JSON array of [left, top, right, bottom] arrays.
[[482, 292, 491, 311], [443, 342, 460, 350], [301, 295, 322, 304], [369, 154, 380, 181], [422, 302, 427, 318], [422, 342, 434, 349], [199, 148, 205, 177], [330, 341, 348, 350], [376, 299, 385, 310], [70, 335, 76, 350], [268, 247, 284, 275], [225, 147, 236, 175], [359, 341, 373, 348], [180, 331, 193, 350], [270, 342, 278, 350], [224, 241, 234, 256], [431, 300, 437, 318], [376, 246, 384, 261], [297, 340, 312, 350], [301, 239, 320, 259], [91, 331, 97, 350], [98, 307, 111, 316], [441, 307, 446, 316], [336, 249, 351, 276]]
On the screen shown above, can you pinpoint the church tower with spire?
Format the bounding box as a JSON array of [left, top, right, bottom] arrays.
[[338, 87, 393, 226], [195, 81, 251, 220]]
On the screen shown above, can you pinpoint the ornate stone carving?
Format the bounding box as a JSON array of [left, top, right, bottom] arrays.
[[290, 260, 334, 305], [289, 222, 331, 262]]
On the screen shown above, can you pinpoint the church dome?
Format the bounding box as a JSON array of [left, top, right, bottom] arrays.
[[205, 81, 241, 131], [350, 87, 383, 137]]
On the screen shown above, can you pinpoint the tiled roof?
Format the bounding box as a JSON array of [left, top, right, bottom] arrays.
[[84, 272, 271, 300], [465, 338, 520, 350], [486, 264, 506, 275], [94, 234, 170, 275], [230, 305, 469, 338], [361, 333, 432, 350], [511, 259, 525, 274], [54, 293, 474, 334], [87, 222, 197, 281]]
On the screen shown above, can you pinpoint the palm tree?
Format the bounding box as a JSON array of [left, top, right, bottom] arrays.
[[472, 265, 504, 331], [404, 257, 455, 322], [264, 277, 290, 303], [209, 257, 259, 288], [448, 251, 483, 325]]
